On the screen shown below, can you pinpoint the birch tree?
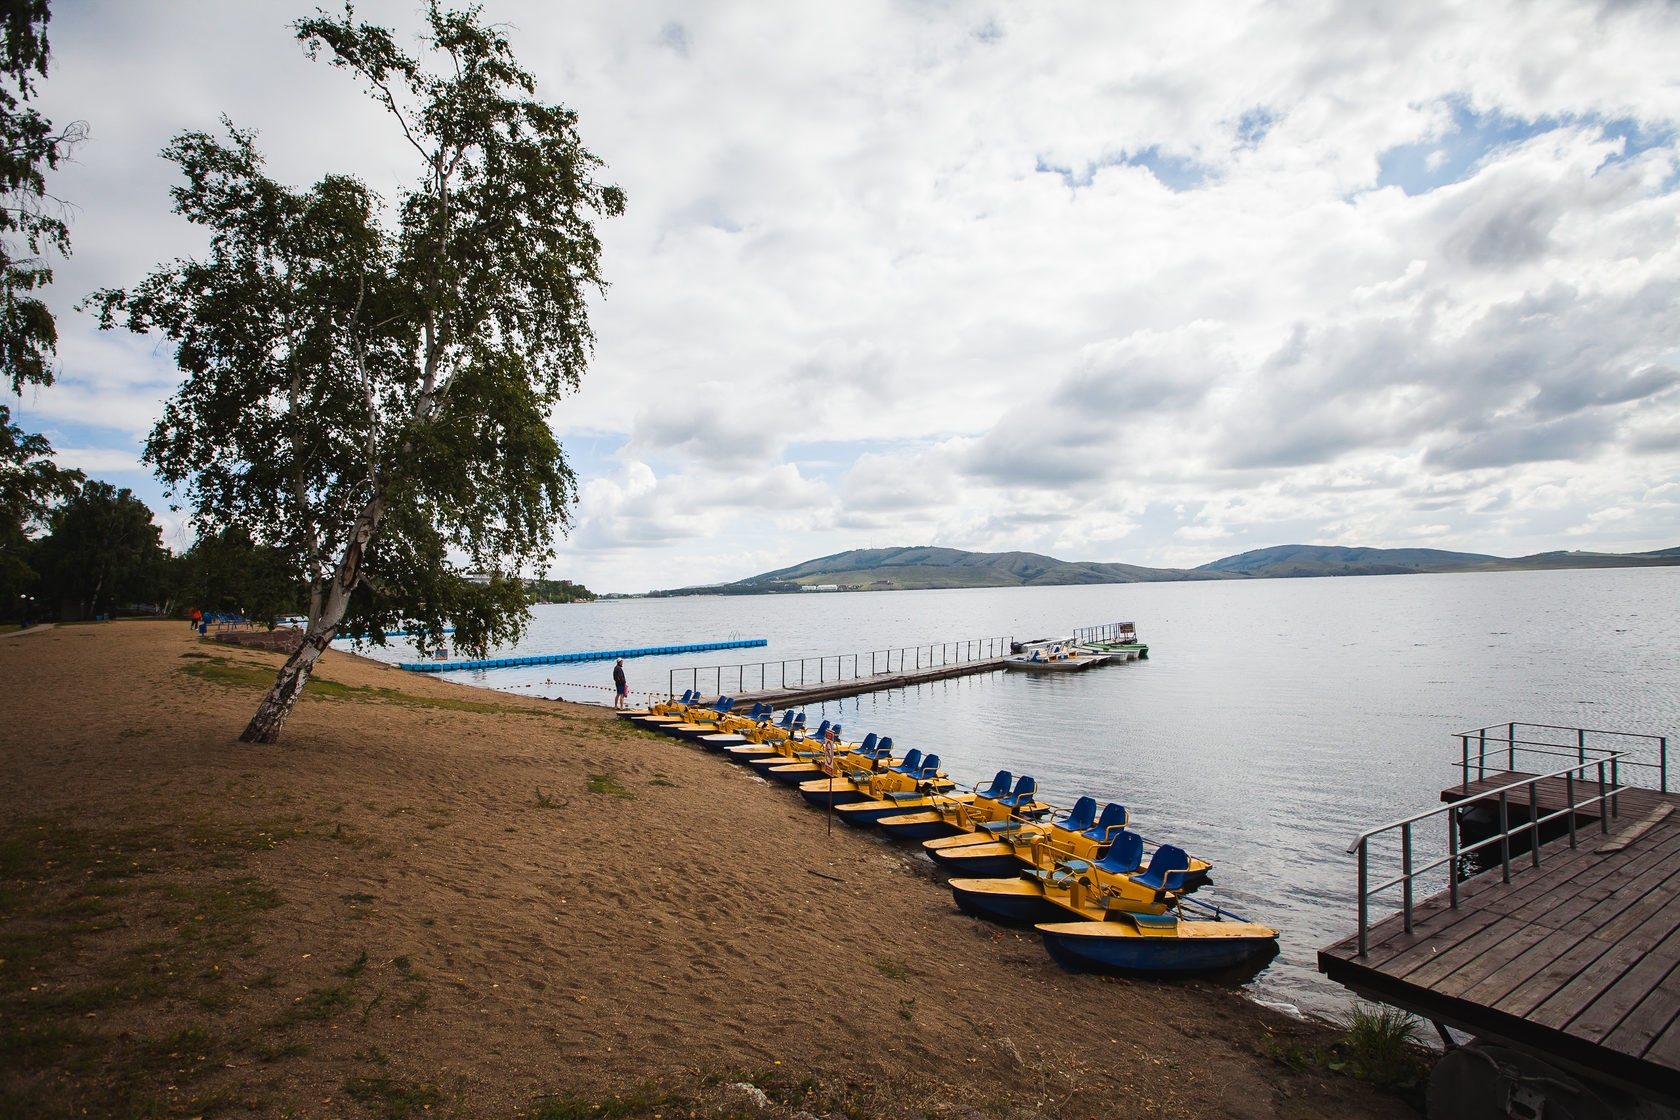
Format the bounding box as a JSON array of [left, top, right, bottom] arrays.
[[92, 4, 623, 743]]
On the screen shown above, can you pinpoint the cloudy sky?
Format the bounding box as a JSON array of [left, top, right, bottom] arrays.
[[13, 0, 1680, 593]]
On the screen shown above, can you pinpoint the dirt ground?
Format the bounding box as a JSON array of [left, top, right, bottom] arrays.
[[0, 620, 1422, 1119]]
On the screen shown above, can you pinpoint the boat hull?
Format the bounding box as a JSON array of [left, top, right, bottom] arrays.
[[948, 878, 1063, 927], [1035, 918, 1278, 975], [797, 777, 867, 807], [698, 732, 748, 753], [875, 811, 962, 841], [929, 841, 1027, 877]]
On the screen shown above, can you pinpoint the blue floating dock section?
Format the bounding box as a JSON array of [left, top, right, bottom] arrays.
[[396, 638, 767, 673]]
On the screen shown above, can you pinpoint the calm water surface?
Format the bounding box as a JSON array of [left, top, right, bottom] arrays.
[[350, 567, 1680, 1019]]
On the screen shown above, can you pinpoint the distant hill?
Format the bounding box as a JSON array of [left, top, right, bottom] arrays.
[[642, 543, 1680, 595], [1195, 545, 1502, 578], [1200, 544, 1680, 579], [742, 546, 1218, 592]]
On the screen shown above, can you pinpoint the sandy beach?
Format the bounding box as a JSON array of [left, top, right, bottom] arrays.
[[0, 621, 1418, 1118]]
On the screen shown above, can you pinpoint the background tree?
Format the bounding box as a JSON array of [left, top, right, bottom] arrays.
[[32, 479, 167, 618], [173, 526, 303, 625], [2, 0, 84, 391], [94, 4, 623, 743], [0, 400, 77, 610]]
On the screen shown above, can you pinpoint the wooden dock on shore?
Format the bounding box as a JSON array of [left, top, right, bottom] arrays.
[[1318, 768, 1680, 1103]]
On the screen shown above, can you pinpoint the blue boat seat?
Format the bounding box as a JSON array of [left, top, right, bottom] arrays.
[[913, 754, 941, 780], [856, 732, 878, 755], [978, 819, 1027, 834], [977, 770, 1012, 799], [1083, 803, 1129, 845], [1095, 830, 1145, 875], [1131, 844, 1190, 891], [1051, 796, 1098, 834], [889, 749, 923, 775], [776, 710, 796, 730], [999, 775, 1037, 809]]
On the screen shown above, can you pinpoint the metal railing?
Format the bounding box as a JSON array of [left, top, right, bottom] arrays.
[[668, 635, 1013, 699], [1071, 621, 1137, 645], [1347, 748, 1632, 956], [1457, 721, 1667, 794]]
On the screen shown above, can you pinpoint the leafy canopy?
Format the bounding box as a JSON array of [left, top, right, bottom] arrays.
[[92, 3, 624, 659], [1, 0, 84, 392]]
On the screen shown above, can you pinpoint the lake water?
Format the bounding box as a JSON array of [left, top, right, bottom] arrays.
[[347, 567, 1680, 1020]]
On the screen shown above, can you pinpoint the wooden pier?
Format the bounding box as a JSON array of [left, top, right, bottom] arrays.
[[1319, 770, 1680, 1103], [724, 656, 1009, 710]]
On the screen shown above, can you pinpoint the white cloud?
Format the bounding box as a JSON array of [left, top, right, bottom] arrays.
[[10, 0, 1678, 592]]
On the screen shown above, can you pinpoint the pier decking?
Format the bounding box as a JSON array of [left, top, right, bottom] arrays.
[[725, 656, 1010, 709], [1319, 767, 1680, 1102]]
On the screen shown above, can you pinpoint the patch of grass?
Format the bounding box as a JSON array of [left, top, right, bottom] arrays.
[[648, 776, 678, 788], [344, 1074, 444, 1119], [586, 773, 633, 799], [872, 956, 913, 980], [897, 996, 916, 1020], [118, 727, 152, 738], [534, 786, 569, 809], [529, 1082, 696, 1120], [1340, 1002, 1428, 1087]]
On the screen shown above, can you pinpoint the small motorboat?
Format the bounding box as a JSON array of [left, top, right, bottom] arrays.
[[1003, 643, 1107, 673]]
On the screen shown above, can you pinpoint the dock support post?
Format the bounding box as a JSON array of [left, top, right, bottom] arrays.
[[1448, 815, 1460, 908], [1566, 771, 1577, 848], [1597, 762, 1608, 834], [1401, 821, 1413, 934], [1356, 837, 1368, 957], [1498, 792, 1511, 884]]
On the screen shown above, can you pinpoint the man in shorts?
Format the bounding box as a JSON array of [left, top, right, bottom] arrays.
[[612, 658, 627, 709]]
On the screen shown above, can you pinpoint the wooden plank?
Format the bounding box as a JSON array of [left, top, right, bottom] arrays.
[[1525, 866, 1680, 1032], [1632, 995, 1680, 1068], [1357, 827, 1680, 981], [1596, 804, 1673, 853], [1568, 925, 1680, 1047], [1494, 849, 1680, 1021], [1444, 838, 1680, 1010]]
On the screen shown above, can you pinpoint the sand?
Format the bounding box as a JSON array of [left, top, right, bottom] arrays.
[[0, 621, 1419, 1118]]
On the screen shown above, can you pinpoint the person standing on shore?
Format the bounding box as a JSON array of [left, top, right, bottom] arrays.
[[612, 658, 627, 709]]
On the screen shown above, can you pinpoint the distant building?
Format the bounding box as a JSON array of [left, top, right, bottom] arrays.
[[801, 584, 840, 592]]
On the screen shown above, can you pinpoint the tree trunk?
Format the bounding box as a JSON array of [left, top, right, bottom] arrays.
[[239, 493, 385, 743]]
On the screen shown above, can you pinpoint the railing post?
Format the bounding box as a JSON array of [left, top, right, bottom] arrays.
[[1597, 761, 1608, 834], [1402, 821, 1413, 934], [1448, 813, 1460, 908], [1578, 728, 1586, 767], [1461, 735, 1470, 794], [1529, 782, 1540, 868], [1478, 729, 1487, 780], [1663, 736, 1669, 794], [1611, 756, 1620, 819], [1508, 723, 1515, 770], [1566, 771, 1577, 848], [1499, 792, 1511, 883], [1357, 837, 1369, 957]]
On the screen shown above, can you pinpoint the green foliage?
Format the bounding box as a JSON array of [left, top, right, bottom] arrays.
[[174, 525, 303, 622], [1339, 1002, 1427, 1087], [527, 576, 595, 602], [1, 0, 85, 392], [0, 401, 80, 606], [31, 480, 169, 617], [90, 3, 623, 740]]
